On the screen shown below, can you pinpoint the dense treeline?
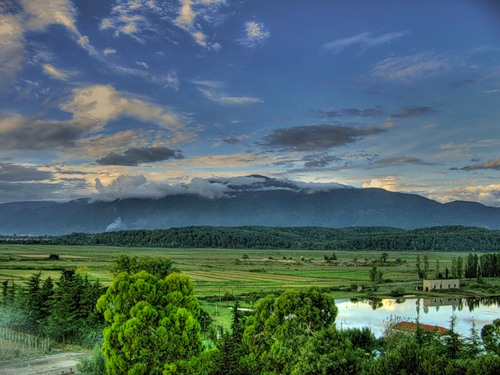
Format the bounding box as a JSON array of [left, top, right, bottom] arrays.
[[0, 269, 104, 346], [2, 225, 499, 251]]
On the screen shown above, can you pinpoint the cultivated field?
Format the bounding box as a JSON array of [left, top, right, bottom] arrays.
[[1, 244, 498, 300]]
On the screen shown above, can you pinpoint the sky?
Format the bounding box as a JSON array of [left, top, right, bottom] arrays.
[[0, 0, 499, 206]]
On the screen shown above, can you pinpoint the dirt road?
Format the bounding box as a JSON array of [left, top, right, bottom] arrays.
[[0, 352, 87, 374]]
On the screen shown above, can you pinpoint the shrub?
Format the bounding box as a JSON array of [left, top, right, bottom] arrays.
[[390, 287, 405, 297]]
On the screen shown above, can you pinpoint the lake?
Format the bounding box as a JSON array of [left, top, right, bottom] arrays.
[[335, 296, 500, 337]]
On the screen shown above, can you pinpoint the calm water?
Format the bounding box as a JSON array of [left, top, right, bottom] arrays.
[[335, 297, 500, 337]]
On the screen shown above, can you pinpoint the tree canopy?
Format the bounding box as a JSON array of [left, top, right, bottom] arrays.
[[97, 271, 213, 375]]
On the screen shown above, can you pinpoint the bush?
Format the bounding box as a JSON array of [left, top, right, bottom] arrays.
[[390, 287, 405, 297], [78, 343, 106, 375]]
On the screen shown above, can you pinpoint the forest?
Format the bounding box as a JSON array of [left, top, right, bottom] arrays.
[[2, 225, 500, 251], [0, 254, 499, 374]]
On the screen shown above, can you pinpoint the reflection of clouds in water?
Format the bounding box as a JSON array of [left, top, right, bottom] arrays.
[[382, 299, 397, 311], [335, 298, 499, 338]]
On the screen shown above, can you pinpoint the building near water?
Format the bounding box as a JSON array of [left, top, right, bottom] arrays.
[[422, 279, 460, 292]]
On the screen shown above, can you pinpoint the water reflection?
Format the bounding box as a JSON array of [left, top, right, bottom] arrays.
[[336, 296, 500, 337]]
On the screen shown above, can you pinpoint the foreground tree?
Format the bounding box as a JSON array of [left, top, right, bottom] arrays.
[[241, 288, 349, 374], [97, 271, 215, 375], [482, 319, 500, 355]]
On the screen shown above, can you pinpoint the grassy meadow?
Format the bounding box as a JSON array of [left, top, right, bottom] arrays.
[[2, 244, 498, 299], [1, 243, 500, 332]]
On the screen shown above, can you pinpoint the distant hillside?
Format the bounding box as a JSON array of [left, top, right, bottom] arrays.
[[0, 176, 499, 235], [2, 226, 500, 251]]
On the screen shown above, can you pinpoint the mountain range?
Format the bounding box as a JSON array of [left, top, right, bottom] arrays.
[[0, 175, 499, 235]]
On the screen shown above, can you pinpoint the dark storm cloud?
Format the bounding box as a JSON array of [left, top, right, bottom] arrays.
[[374, 156, 438, 167], [96, 147, 184, 166], [456, 159, 500, 171], [0, 181, 65, 203], [262, 123, 392, 151], [0, 163, 53, 181], [221, 135, 243, 144], [0, 116, 84, 150], [392, 106, 434, 118], [303, 153, 340, 168]]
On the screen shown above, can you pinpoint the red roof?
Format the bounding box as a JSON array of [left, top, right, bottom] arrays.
[[393, 321, 448, 335]]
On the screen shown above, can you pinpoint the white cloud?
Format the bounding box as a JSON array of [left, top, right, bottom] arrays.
[[199, 88, 263, 105], [373, 53, 449, 83], [0, 85, 189, 152], [136, 61, 149, 69], [100, 0, 154, 42], [21, 0, 97, 56], [174, 0, 196, 28], [22, 0, 78, 32], [0, 14, 24, 85], [322, 31, 406, 53], [0, 0, 98, 86], [61, 85, 182, 130], [239, 20, 270, 47], [428, 184, 500, 207], [191, 79, 223, 88], [172, 0, 225, 50], [42, 63, 73, 80], [94, 174, 231, 201], [165, 71, 180, 91], [362, 176, 399, 192], [103, 47, 117, 55]]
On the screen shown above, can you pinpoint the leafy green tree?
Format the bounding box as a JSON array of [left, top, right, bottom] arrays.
[[340, 327, 377, 353], [457, 256, 464, 279], [97, 271, 212, 375], [423, 255, 429, 278], [241, 288, 338, 374], [290, 326, 365, 375], [109, 255, 174, 278], [451, 257, 458, 278], [481, 319, 500, 355], [416, 255, 423, 279]]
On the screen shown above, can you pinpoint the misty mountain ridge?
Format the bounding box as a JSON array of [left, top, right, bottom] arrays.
[[0, 175, 498, 235]]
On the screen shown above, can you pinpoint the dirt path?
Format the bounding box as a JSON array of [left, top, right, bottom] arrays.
[[0, 352, 87, 375]]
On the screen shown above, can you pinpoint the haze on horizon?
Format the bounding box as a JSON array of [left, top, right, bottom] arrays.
[[0, 0, 499, 207]]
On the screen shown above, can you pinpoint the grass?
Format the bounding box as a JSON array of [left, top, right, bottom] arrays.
[[1, 244, 497, 299], [1, 244, 499, 332]]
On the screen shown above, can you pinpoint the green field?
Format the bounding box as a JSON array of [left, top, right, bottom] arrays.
[[1, 244, 498, 300]]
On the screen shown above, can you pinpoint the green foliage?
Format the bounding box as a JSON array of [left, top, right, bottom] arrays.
[[78, 343, 106, 375], [242, 288, 338, 374], [340, 327, 377, 353], [481, 318, 500, 355], [109, 254, 174, 278], [290, 326, 365, 375], [45, 269, 104, 343], [390, 287, 405, 297], [369, 266, 383, 283], [5, 225, 500, 251], [97, 271, 209, 375]]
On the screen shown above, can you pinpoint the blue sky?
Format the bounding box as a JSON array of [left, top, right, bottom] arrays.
[[0, 0, 499, 206]]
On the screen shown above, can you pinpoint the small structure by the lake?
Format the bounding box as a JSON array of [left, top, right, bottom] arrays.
[[393, 321, 448, 335], [423, 279, 460, 292]]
